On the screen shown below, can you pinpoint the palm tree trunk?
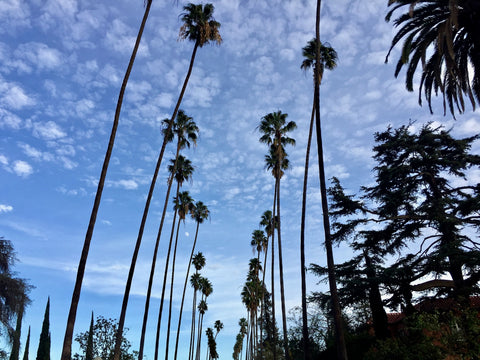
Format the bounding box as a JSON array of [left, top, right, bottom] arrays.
[[276, 175, 289, 360], [271, 187, 277, 360], [195, 310, 204, 360], [300, 103, 315, 360], [138, 144, 180, 360], [259, 239, 268, 359], [174, 221, 200, 360], [61, 3, 152, 360], [113, 34, 200, 360], [165, 218, 182, 360], [314, 1, 348, 359], [189, 285, 198, 360], [154, 185, 180, 360]]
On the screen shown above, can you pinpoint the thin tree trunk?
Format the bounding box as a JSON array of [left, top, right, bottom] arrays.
[[154, 186, 180, 360], [174, 221, 200, 360], [259, 238, 269, 359], [271, 187, 277, 360], [138, 146, 180, 360], [189, 287, 198, 360], [113, 36, 200, 360], [276, 175, 289, 360], [165, 218, 182, 360], [300, 103, 315, 360], [314, 1, 348, 358], [61, 3, 152, 359]]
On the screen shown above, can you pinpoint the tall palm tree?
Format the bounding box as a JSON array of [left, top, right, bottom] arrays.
[[138, 110, 198, 360], [112, 5, 220, 358], [62, 3, 153, 359], [259, 211, 273, 359], [300, 38, 337, 360], [174, 202, 210, 360], [314, 0, 348, 358], [259, 111, 296, 360], [386, 0, 480, 116], [195, 278, 212, 360], [188, 253, 206, 360], [165, 191, 194, 360], [154, 156, 194, 360]]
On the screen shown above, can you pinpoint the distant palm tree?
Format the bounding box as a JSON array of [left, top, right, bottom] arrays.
[[165, 191, 195, 360], [62, 2, 153, 359], [196, 278, 212, 360], [154, 156, 194, 360], [174, 202, 210, 360], [300, 38, 337, 360], [189, 253, 206, 360], [314, 0, 348, 359], [259, 211, 274, 359], [259, 111, 296, 360], [386, 0, 480, 116], [138, 110, 198, 360]]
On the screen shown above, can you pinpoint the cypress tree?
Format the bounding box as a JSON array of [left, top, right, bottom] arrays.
[[9, 306, 23, 360], [36, 298, 50, 360], [22, 327, 30, 360], [85, 313, 94, 360]]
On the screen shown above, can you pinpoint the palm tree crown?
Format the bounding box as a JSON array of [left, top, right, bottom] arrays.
[[168, 155, 194, 187], [179, 3, 222, 48], [386, 0, 480, 116], [301, 38, 338, 84]]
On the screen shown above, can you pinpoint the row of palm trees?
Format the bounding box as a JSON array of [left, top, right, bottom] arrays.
[[61, 3, 221, 360], [61, 0, 480, 359]]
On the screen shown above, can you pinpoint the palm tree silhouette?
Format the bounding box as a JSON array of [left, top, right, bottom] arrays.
[[259, 111, 296, 360]]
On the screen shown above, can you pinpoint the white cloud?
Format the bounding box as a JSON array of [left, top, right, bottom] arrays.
[[32, 121, 67, 140], [0, 154, 8, 165], [12, 160, 33, 177], [0, 79, 35, 109], [15, 42, 63, 70], [110, 179, 139, 190], [0, 109, 22, 129], [0, 204, 13, 213]]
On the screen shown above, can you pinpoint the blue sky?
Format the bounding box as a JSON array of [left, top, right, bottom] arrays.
[[1, 0, 480, 358]]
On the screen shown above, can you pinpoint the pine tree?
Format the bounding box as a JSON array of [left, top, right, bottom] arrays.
[[85, 313, 93, 360], [22, 327, 30, 360], [9, 306, 23, 360], [36, 298, 50, 360]]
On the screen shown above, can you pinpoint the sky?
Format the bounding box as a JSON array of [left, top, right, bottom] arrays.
[[1, 0, 480, 358]]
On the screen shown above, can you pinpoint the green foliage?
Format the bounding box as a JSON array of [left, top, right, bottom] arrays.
[[73, 316, 137, 360], [364, 309, 480, 360], [386, 0, 480, 116], [0, 238, 32, 343], [36, 298, 50, 360]]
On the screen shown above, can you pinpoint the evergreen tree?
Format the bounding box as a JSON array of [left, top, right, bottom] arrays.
[[9, 305, 23, 360], [85, 313, 93, 360], [36, 298, 50, 360], [22, 327, 30, 360]]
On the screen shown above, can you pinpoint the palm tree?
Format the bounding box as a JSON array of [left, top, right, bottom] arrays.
[[213, 320, 223, 340], [386, 0, 480, 116], [61, 2, 153, 359], [112, 4, 220, 358], [195, 278, 212, 360], [189, 272, 202, 360], [258, 211, 273, 359], [314, 0, 348, 358], [165, 191, 194, 360], [138, 110, 198, 360], [300, 38, 337, 360], [259, 111, 296, 360], [188, 253, 206, 360], [174, 202, 210, 360], [154, 156, 194, 360]]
